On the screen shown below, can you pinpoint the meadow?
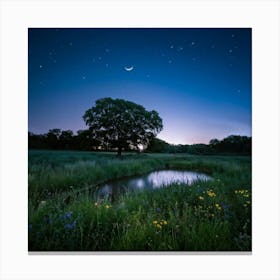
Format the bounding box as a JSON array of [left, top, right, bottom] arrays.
[[28, 150, 251, 251]]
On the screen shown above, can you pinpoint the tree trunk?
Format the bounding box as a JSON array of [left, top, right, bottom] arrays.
[[117, 146, 122, 157]]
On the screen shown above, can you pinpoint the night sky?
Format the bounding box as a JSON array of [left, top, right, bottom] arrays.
[[28, 28, 251, 144]]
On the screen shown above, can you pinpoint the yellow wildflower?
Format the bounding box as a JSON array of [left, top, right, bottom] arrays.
[[156, 224, 162, 229], [215, 203, 222, 211], [153, 220, 158, 224], [207, 190, 216, 197], [198, 196, 204, 200], [235, 189, 250, 197], [105, 205, 111, 209]]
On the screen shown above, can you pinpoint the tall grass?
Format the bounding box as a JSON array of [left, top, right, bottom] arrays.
[[28, 150, 251, 251], [29, 150, 166, 202]]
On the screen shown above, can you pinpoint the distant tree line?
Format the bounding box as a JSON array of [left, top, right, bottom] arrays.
[[28, 130, 251, 155], [28, 129, 100, 151], [146, 135, 251, 155]]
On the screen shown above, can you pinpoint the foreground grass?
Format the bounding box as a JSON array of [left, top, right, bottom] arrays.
[[28, 150, 251, 251]]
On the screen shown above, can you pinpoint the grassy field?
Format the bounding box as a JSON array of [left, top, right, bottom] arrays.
[[28, 150, 251, 251]]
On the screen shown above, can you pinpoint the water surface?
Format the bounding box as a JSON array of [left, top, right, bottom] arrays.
[[98, 169, 211, 200]]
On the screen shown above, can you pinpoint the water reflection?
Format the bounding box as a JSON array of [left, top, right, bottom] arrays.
[[98, 170, 211, 201]]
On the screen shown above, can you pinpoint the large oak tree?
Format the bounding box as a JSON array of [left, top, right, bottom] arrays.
[[83, 98, 163, 156]]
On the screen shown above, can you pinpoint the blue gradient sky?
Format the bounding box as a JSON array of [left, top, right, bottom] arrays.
[[28, 28, 251, 144]]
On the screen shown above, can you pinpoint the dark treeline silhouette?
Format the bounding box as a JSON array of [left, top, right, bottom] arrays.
[[29, 129, 251, 155], [28, 129, 100, 151], [146, 135, 251, 155]]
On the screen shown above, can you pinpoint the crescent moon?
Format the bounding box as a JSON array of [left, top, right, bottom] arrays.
[[124, 66, 134, 71]]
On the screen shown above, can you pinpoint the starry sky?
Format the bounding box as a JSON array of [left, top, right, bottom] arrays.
[[28, 28, 251, 145]]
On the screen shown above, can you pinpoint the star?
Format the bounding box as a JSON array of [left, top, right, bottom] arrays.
[[170, 45, 174, 49], [231, 34, 235, 38], [177, 46, 184, 52], [191, 41, 196, 46], [237, 89, 241, 93], [168, 59, 172, 64], [105, 48, 110, 53], [39, 65, 43, 69], [105, 63, 109, 68], [82, 76, 86, 80], [228, 49, 233, 53]]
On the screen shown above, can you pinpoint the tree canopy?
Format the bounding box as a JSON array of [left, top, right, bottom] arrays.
[[83, 98, 163, 156]]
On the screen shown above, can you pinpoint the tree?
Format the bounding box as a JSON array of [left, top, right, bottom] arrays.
[[209, 135, 251, 154], [46, 129, 62, 149], [59, 130, 74, 149], [146, 137, 169, 153], [83, 98, 163, 156], [209, 138, 220, 146], [75, 129, 101, 150]]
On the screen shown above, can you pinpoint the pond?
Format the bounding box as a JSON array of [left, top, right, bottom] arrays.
[[97, 170, 211, 201]]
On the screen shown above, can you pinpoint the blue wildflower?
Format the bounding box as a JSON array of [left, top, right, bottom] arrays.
[[64, 219, 77, 230], [156, 207, 161, 213], [221, 202, 232, 220], [62, 211, 73, 220], [221, 202, 230, 209]]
